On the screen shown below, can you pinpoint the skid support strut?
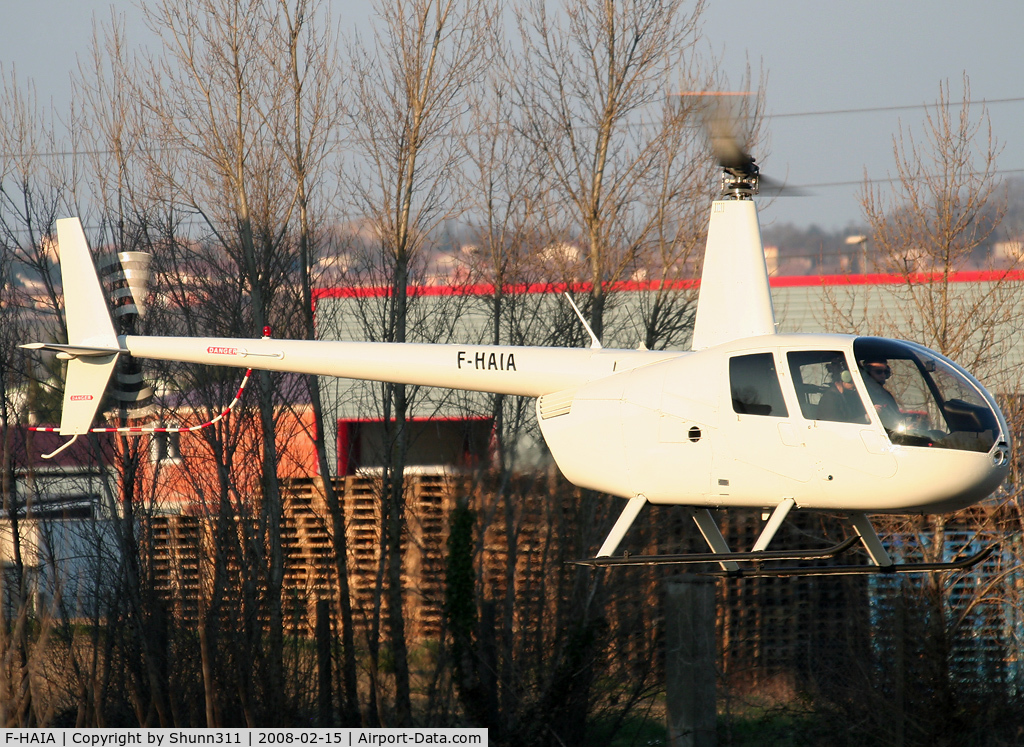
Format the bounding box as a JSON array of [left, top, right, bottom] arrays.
[[752, 497, 796, 552], [596, 495, 648, 557], [849, 512, 894, 568], [688, 508, 739, 572]]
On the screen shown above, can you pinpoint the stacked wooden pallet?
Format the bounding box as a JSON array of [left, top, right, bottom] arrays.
[[148, 514, 202, 619]]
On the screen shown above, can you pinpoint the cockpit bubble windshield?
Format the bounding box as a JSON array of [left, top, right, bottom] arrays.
[[853, 338, 1000, 453]]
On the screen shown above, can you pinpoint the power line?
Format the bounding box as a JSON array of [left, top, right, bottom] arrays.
[[5, 96, 1024, 162], [769, 96, 1024, 120], [797, 168, 1024, 191]]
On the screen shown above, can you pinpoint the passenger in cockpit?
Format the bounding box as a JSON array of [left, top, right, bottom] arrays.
[[861, 357, 902, 430], [817, 358, 867, 423]]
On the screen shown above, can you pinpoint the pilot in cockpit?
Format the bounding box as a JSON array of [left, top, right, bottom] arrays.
[[861, 357, 902, 430]]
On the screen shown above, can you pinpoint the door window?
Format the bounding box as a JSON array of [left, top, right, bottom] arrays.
[[730, 353, 788, 417], [787, 351, 868, 424]]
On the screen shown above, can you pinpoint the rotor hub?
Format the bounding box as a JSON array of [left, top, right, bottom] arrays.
[[719, 166, 759, 200]]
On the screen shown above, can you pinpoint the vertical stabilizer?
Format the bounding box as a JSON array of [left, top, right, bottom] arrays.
[[55, 218, 120, 435], [690, 200, 775, 350]]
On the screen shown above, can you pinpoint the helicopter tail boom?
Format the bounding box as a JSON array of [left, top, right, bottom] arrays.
[[119, 334, 607, 399], [25, 218, 642, 438]]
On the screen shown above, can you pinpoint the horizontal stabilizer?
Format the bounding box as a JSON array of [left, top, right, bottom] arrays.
[[22, 342, 126, 358]]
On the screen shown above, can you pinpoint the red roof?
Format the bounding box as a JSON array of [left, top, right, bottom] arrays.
[[314, 270, 1024, 299]]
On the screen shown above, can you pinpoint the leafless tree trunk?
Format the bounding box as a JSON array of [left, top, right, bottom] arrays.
[[134, 0, 311, 715], [342, 0, 495, 724], [272, 0, 360, 724]]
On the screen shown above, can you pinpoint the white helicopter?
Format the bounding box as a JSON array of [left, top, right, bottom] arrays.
[[24, 139, 1010, 577]]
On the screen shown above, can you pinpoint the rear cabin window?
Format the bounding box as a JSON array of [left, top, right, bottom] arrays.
[[730, 353, 788, 417]]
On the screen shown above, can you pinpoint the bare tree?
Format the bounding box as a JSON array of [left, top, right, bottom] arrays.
[[510, 0, 708, 343], [131, 0, 315, 719], [266, 0, 361, 725], [0, 68, 68, 340], [851, 75, 1015, 377], [0, 65, 72, 728], [454, 61, 552, 731], [813, 75, 1024, 746], [628, 92, 717, 351], [341, 0, 496, 725]]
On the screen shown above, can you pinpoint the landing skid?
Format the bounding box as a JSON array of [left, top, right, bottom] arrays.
[[580, 497, 998, 577], [701, 544, 997, 578], [572, 536, 860, 568]]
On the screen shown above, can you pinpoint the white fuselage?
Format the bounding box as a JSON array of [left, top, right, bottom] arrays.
[[538, 334, 1007, 514]]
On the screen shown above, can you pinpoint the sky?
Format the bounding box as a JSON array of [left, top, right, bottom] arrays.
[[3, 1, 1023, 233], [702, 1, 1024, 231]]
